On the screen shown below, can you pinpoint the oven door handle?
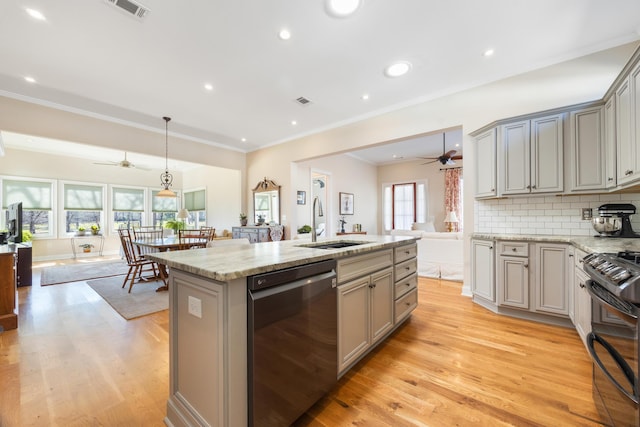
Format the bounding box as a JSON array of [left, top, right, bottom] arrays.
[[587, 332, 639, 404], [585, 279, 638, 327]]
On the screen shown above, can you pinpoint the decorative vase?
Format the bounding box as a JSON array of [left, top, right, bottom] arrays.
[[83, 248, 91, 253], [240, 219, 248, 226], [76, 230, 86, 236]]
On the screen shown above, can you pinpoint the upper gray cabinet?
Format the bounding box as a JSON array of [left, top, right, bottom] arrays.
[[616, 61, 640, 186], [604, 98, 617, 189], [568, 106, 606, 191], [474, 128, 497, 198], [498, 113, 564, 196]]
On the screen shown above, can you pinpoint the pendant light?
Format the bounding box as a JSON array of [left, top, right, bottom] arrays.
[[157, 116, 177, 198]]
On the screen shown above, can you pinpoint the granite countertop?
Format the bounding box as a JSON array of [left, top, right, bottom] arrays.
[[472, 233, 640, 255], [146, 234, 418, 282]]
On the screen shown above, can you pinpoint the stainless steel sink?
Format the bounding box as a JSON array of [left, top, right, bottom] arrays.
[[296, 240, 371, 250]]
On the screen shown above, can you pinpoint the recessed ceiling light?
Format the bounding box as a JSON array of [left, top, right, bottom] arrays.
[[241, 138, 247, 142], [392, 154, 403, 159], [278, 29, 291, 40], [384, 61, 412, 78], [24, 76, 36, 83], [204, 83, 213, 91], [325, 0, 362, 18], [26, 8, 46, 21], [483, 49, 495, 57], [361, 93, 369, 100], [291, 120, 297, 126]]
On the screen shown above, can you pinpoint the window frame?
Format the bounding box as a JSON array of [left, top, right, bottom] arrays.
[[1, 175, 56, 239]]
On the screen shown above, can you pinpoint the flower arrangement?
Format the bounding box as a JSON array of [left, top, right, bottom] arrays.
[[91, 224, 100, 235], [79, 243, 94, 252]]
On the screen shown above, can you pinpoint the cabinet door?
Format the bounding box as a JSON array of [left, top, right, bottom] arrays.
[[604, 98, 617, 188], [370, 268, 394, 344], [569, 107, 605, 191], [531, 114, 564, 193], [471, 239, 495, 302], [534, 243, 569, 316], [497, 255, 529, 309], [632, 63, 640, 179], [475, 128, 497, 198], [338, 277, 370, 373], [500, 121, 530, 195], [574, 268, 591, 348], [616, 77, 635, 184]]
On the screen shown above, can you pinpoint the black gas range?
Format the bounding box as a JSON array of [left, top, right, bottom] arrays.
[[582, 251, 639, 427]]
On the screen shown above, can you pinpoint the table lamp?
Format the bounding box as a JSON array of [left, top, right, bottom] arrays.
[[444, 211, 458, 232]]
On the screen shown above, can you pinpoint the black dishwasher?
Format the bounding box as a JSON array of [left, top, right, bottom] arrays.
[[247, 259, 338, 427]]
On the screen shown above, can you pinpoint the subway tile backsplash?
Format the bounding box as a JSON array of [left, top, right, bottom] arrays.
[[474, 193, 640, 236]]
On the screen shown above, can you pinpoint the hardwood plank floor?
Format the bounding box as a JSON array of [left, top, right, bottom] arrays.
[[0, 262, 605, 426]]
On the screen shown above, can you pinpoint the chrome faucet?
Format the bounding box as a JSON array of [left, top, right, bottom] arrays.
[[312, 196, 324, 242]]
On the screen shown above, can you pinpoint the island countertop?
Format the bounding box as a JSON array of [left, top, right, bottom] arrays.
[[146, 234, 417, 282]]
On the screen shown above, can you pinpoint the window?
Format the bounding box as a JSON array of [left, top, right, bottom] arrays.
[[183, 189, 206, 228], [382, 180, 428, 232], [63, 183, 104, 233], [2, 178, 54, 237], [112, 186, 145, 230], [152, 190, 177, 228]]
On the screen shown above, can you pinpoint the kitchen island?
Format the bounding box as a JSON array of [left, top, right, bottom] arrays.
[[147, 234, 418, 427]]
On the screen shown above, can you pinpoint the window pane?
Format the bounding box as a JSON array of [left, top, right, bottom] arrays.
[[113, 187, 144, 212], [64, 184, 103, 210], [153, 212, 176, 229], [393, 183, 415, 230], [113, 211, 142, 231], [2, 179, 52, 209], [66, 211, 102, 233], [23, 210, 51, 235], [152, 191, 177, 212], [184, 189, 206, 211], [383, 186, 392, 231]]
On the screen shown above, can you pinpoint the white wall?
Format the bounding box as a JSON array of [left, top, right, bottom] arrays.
[[378, 159, 464, 232], [0, 147, 242, 260], [294, 154, 377, 238]]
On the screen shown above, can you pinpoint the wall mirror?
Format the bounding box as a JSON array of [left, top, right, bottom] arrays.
[[253, 177, 280, 225]]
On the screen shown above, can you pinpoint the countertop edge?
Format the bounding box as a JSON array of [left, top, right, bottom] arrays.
[[147, 235, 418, 282], [471, 233, 640, 255]]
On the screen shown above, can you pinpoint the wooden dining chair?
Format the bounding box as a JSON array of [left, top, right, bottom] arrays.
[[199, 226, 216, 240], [178, 229, 208, 250], [118, 229, 166, 293]]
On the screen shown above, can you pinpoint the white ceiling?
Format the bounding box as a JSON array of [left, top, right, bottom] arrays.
[[1, 0, 640, 164]]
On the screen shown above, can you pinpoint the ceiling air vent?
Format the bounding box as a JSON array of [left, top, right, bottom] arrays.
[[295, 96, 312, 106], [105, 0, 150, 19]]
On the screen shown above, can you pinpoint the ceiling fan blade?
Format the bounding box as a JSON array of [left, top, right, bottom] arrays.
[[444, 150, 457, 157], [451, 155, 463, 160], [133, 164, 152, 171], [93, 161, 119, 166], [421, 159, 438, 165]]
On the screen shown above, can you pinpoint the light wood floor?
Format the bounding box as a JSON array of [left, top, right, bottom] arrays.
[[0, 261, 605, 426]]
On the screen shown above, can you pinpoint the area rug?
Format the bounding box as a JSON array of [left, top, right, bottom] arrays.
[[40, 260, 131, 286], [87, 276, 168, 320]]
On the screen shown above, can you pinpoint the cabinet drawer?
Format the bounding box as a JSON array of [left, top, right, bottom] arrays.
[[395, 273, 417, 299], [337, 249, 393, 283], [395, 258, 417, 282], [498, 241, 529, 257], [395, 288, 418, 324], [394, 243, 417, 264]]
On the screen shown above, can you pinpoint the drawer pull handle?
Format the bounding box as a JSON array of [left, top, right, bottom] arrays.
[[405, 302, 411, 306], [512, 248, 516, 252]]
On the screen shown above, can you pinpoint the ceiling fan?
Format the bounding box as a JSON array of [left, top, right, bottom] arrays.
[[93, 152, 150, 170], [420, 133, 462, 165]]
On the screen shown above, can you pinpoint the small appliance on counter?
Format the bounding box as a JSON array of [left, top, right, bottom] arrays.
[[592, 203, 640, 238]]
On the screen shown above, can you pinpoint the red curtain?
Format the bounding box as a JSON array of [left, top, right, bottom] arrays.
[[444, 168, 462, 231]]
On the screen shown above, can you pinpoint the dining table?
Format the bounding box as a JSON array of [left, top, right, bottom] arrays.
[[132, 236, 208, 291]]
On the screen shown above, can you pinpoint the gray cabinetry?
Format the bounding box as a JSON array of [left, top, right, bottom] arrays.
[[337, 244, 415, 375], [572, 249, 591, 349], [498, 114, 564, 195], [534, 243, 571, 316], [604, 97, 617, 188], [232, 226, 270, 243], [471, 239, 495, 303], [474, 127, 497, 198], [569, 106, 606, 191], [615, 61, 640, 186], [497, 241, 529, 309]]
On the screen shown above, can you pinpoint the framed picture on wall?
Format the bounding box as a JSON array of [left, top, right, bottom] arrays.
[[339, 192, 354, 215], [297, 190, 306, 205]]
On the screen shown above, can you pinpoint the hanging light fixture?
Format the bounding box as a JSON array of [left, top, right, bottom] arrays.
[[157, 116, 177, 198]]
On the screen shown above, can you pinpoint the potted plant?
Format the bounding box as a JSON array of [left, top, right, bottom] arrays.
[[164, 219, 186, 234], [79, 243, 94, 253], [91, 224, 100, 235], [76, 226, 86, 236], [257, 214, 265, 225], [297, 225, 312, 234], [240, 213, 248, 226]]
